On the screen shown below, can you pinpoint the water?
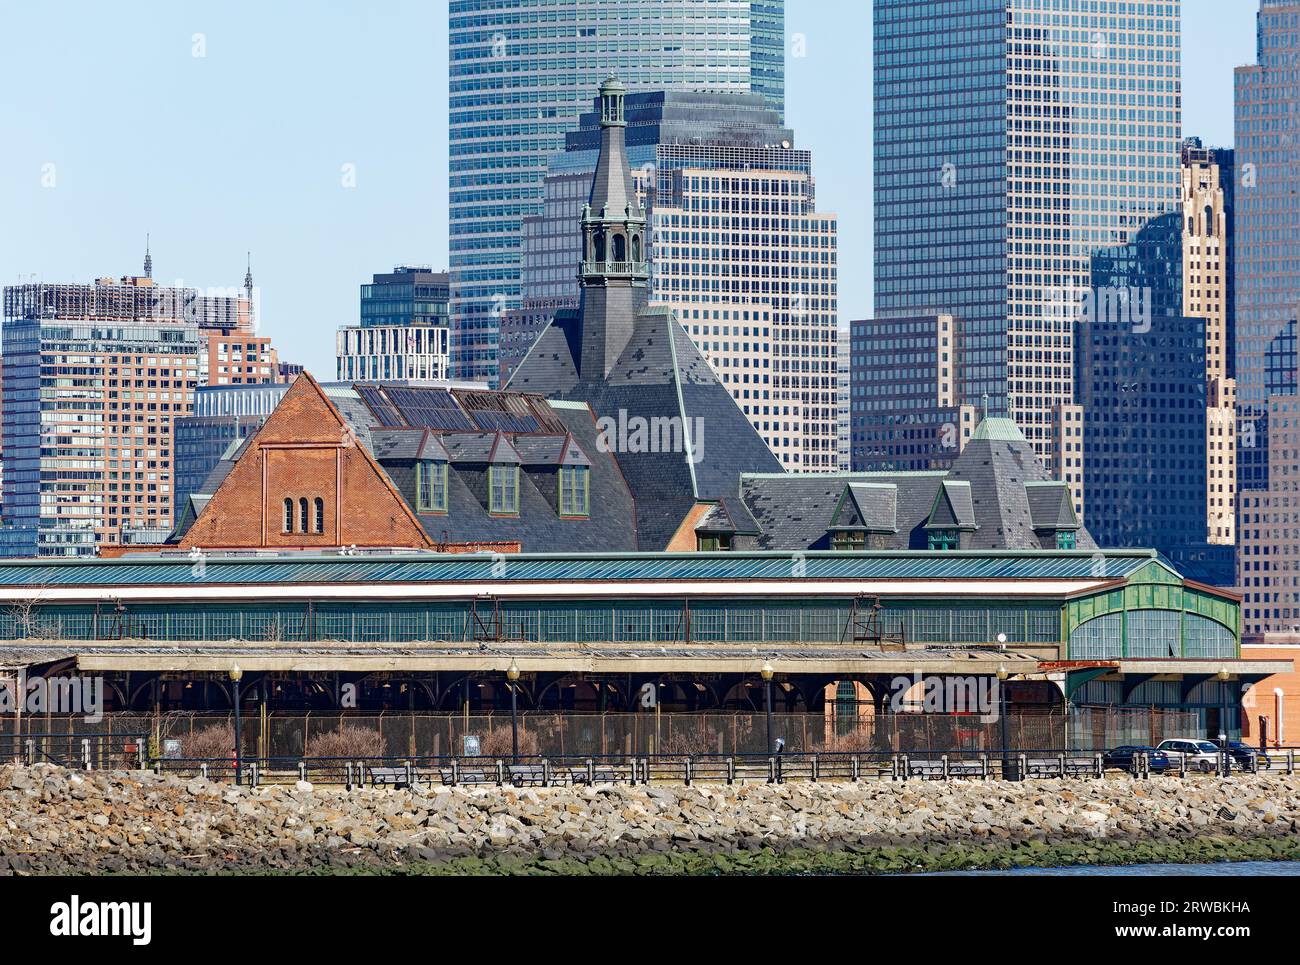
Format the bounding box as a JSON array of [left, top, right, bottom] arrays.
[[925, 860, 1300, 876]]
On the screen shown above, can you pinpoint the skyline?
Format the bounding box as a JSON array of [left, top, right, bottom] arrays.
[[0, 0, 1257, 377]]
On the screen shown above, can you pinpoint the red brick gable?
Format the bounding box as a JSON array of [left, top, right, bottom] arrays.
[[179, 373, 434, 550]]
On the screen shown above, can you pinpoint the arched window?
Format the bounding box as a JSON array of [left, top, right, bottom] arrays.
[[593, 230, 606, 262], [299, 498, 309, 534], [314, 497, 325, 534], [613, 233, 626, 261], [631, 234, 642, 262], [283, 498, 293, 533], [1204, 204, 1214, 236]]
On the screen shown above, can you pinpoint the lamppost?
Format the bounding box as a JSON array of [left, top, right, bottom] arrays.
[[761, 661, 775, 755], [507, 659, 521, 763], [229, 663, 243, 785], [1217, 666, 1232, 770], [996, 664, 1017, 781]]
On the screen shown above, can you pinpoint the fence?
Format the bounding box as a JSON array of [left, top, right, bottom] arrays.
[[0, 706, 1201, 759]]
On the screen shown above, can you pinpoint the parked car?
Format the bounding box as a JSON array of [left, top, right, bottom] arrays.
[[1154, 738, 1231, 772], [1225, 741, 1271, 770], [1102, 745, 1171, 772]]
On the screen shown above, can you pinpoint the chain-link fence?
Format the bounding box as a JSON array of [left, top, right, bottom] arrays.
[[0, 705, 1202, 759]]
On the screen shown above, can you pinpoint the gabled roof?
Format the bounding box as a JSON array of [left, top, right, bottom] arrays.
[[927, 480, 976, 531], [695, 497, 761, 536], [830, 483, 898, 533], [1025, 481, 1080, 531]]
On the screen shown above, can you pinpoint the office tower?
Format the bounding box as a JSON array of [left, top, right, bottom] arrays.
[[448, 0, 785, 385], [873, 0, 1183, 513], [836, 329, 851, 470], [506, 88, 838, 470], [1182, 139, 1236, 547], [1236, 1, 1300, 633], [850, 314, 975, 471], [336, 267, 452, 381]]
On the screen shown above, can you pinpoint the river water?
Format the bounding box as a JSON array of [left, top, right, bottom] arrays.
[[924, 860, 1300, 876]]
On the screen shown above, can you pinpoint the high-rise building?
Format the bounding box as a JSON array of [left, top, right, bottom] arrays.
[[1182, 139, 1236, 548], [872, 0, 1183, 512], [850, 314, 975, 471], [1, 260, 281, 557], [1236, 0, 1300, 634], [503, 88, 838, 470], [448, 0, 785, 385], [336, 267, 452, 382]]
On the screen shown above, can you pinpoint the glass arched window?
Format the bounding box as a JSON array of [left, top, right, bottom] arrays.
[[283, 498, 293, 533], [593, 231, 606, 262], [613, 233, 626, 261], [314, 497, 324, 534], [299, 498, 309, 534], [631, 234, 641, 262], [1204, 205, 1214, 235]]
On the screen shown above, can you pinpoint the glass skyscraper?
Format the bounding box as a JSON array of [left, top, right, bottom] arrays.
[[448, 0, 784, 385], [873, 0, 1184, 533]]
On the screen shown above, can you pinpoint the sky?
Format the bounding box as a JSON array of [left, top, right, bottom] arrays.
[[0, 0, 1260, 377]]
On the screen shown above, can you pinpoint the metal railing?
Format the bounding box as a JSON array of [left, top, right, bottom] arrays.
[[9, 738, 1299, 787]]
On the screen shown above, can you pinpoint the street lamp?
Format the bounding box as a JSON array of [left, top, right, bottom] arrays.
[[1217, 665, 1232, 757], [506, 659, 521, 763], [996, 664, 1018, 781], [761, 661, 775, 756], [229, 664, 243, 785]]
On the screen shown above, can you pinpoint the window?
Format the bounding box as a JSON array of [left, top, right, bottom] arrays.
[[831, 530, 866, 551], [928, 530, 959, 551], [314, 497, 324, 534], [283, 498, 293, 533], [1055, 530, 1076, 550], [299, 498, 309, 534], [558, 466, 589, 517], [417, 460, 448, 513], [697, 534, 734, 551], [489, 464, 519, 515]]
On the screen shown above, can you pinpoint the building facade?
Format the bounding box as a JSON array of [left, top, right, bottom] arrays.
[[1181, 139, 1236, 548], [337, 268, 452, 382], [850, 314, 975, 472], [872, 0, 1182, 509], [448, 0, 785, 385]]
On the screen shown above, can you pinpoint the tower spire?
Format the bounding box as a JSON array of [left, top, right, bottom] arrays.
[[143, 234, 152, 279], [243, 251, 253, 298]]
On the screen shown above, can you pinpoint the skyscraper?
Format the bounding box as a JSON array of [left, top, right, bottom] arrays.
[[872, 0, 1183, 516], [1236, 0, 1300, 633], [448, 0, 785, 385]]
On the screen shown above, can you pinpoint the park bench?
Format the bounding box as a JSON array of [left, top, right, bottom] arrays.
[[368, 765, 410, 788], [563, 763, 621, 785], [507, 764, 548, 787], [437, 764, 493, 786]]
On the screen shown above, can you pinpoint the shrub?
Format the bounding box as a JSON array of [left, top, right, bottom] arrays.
[[657, 726, 722, 759], [177, 724, 235, 761], [305, 724, 381, 759], [477, 725, 540, 758]]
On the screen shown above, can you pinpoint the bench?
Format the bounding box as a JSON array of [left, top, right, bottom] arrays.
[[507, 764, 548, 787], [368, 765, 410, 788], [563, 764, 621, 785], [437, 765, 493, 786], [1024, 757, 1101, 779]]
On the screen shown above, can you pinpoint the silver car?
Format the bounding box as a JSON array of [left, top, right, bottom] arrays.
[[1155, 738, 1230, 773]]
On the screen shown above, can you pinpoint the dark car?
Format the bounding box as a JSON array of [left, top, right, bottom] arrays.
[[1102, 745, 1171, 772], [1225, 741, 1271, 770]]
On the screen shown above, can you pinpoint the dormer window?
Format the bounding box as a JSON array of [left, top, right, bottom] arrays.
[[417, 460, 448, 514], [697, 534, 734, 552], [489, 464, 519, 516], [559, 465, 590, 517], [831, 530, 866, 551], [928, 529, 959, 551], [1056, 530, 1076, 550]]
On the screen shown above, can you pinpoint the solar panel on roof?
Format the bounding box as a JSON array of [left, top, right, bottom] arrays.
[[384, 387, 475, 430], [355, 385, 405, 427]]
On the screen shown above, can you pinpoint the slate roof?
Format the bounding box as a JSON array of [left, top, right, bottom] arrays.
[[737, 416, 1098, 552], [176, 385, 638, 554]]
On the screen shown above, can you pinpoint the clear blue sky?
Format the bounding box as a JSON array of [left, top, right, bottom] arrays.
[[0, 0, 1258, 376]]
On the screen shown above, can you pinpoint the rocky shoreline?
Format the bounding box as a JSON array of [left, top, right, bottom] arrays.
[[2, 764, 1299, 875]]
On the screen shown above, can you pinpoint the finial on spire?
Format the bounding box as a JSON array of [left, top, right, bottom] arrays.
[[599, 76, 627, 128], [981, 393, 989, 419], [143, 234, 152, 279], [243, 251, 253, 296]]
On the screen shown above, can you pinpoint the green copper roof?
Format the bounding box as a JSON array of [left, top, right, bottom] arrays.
[[971, 416, 1029, 442]]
